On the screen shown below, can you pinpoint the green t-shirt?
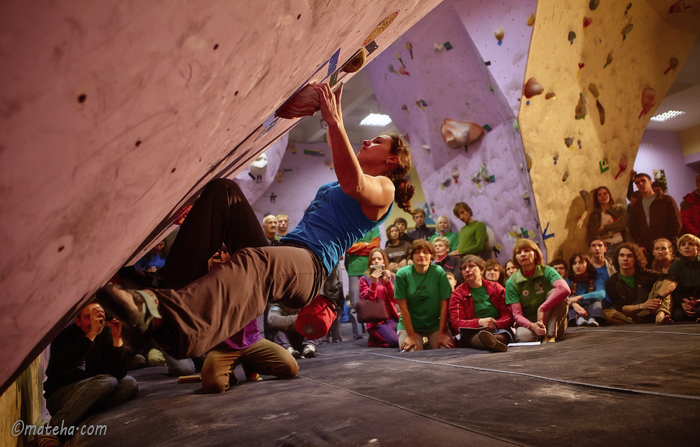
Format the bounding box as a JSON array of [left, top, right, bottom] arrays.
[[456, 221, 487, 255], [396, 264, 451, 332], [505, 265, 561, 323], [345, 228, 380, 276], [620, 275, 635, 289], [471, 285, 499, 319], [430, 231, 459, 252]]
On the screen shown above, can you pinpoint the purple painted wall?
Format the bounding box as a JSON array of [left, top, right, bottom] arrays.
[[634, 130, 700, 204], [365, 0, 542, 262]]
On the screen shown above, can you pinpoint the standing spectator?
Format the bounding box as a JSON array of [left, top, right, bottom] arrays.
[[395, 240, 453, 351], [134, 240, 168, 272], [680, 174, 700, 237], [393, 217, 414, 244], [484, 259, 505, 287], [566, 253, 606, 327], [276, 214, 290, 238], [452, 202, 487, 257], [505, 239, 570, 343], [430, 215, 459, 252], [604, 243, 676, 325], [262, 215, 278, 244], [587, 186, 629, 254], [345, 228, 381, 340], [407, 208, 435, 241], [628, 173, 681, 256], [450, 256, 513, 352], [359, 248, 400, 348], [433, 236, 464, 285], [667, 234, 700, 322], [385, 224, 411, 273], [40, 303, 137, 447], [650, 238, 677, 273]]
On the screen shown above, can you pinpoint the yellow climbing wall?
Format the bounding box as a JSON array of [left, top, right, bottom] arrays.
[[519, 0, 699, 260]]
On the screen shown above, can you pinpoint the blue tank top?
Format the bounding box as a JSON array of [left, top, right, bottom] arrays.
[[281, 181, 393, 275]]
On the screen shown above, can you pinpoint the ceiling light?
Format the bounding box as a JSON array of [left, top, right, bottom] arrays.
[[360, 113, 392, 126], [650, 110, 686, 122]]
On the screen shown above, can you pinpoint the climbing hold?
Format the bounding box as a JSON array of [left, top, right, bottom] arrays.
[[495, 28, 505, 41], [442, 178, 452, 189], [638, 87, 656, 119], [416, 99, 426, 111], [525, 152, 533, 170], [590, 0, 599, 10], [614, 154, 629, 179], [422, 144, 431, 154], [564, 137, 574, 147], [604, 53, 613, 68], [406, 42, 414, 59], [664, 57, 679, 74], [441, 119, 485, 149], [596, 99, 605, 125], [578, 62, 585, 69], [398, 67, 410, 76], [568, 31, 576, 44], [523, 77, 544, 98], [588, 83, 599, 98], [444, 42, 453, 50], [342, 50, 366, 73], [451, 167, 460, 184], [621, 23, 633, 39], [482, 124, 493, 132], [545, 92, 556, 100], [276, 84, 320, 119], [514, 119, 520, 132], [479, 162, 490, 182], [580, 190, 590, 209], [388, 64, 398, 74], [583, 17, 592, 28], [577, 140, 582, 149], [599, 159, 610, 173], [625, 3, 632, 15], [489, 83, 494, 92], [434, 42, 445, 51], [527, 13, 535, 26], [575, 93, 589, 120], [401, 104, 409, 114], [553, 154, 560, 165], [396, 52, 405, 68]]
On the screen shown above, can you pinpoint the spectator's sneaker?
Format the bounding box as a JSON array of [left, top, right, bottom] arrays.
[[246, 372, 263, 382], [587, 318, 599, 327], [302, 345, 317, 358], [287, 347, 301, 359], [543, 335, 556, 343], [36, 432, 60, 447], [576, 316, 588, 327], [478, 330, 508, 352]]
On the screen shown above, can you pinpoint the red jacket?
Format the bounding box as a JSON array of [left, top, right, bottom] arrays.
[[449, 280, 513, 334], [681, 191, 700, 236]]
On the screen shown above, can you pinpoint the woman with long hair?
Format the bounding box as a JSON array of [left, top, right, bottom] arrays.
[[587, 186, 629, 254], [99, 83, 416, 360], [566, 253, 606, 327], [385, 224, 412, 273], [358, 248, 399, 348], [650, 238, 677, 273], [504, 259, 517, 280]]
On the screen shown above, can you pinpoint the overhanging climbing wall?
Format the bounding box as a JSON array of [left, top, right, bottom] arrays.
[[519, 0, 699, 259], [0, 0, 443, 393]]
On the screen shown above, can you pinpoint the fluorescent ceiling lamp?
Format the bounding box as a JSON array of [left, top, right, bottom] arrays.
[[360, 113, 392, 126], [650, 110, 686, 122]]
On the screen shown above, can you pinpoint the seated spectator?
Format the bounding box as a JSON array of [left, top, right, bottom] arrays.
[[430, 215, 459, 252], [433, 236, 464, 285], [549, 258, 568, 279], [505, 239, 571, 343], [393, 217, 414, 244], [321, 263, 344, 344], [445, 272, 457, 290], [358, 248, 400, 348], [680, 174, 700, 237], [504, 259, 517, 280], [452, 202, 487, 257], [201, 319, 298, 393], [667, 234, 700, 322], [40, 303, 137, 447], [385, 224, 412, 273], [134, 239, 167, 272], [604, 243, 676, 325], [262, 215, 278, 243], [407, 208, 435, 241], [450, 256, 513, 352], [266, 303, 319, 358], [396, 240, 453, 351], [588, 237, 616, 308], [566, 253, 606, 327], [587, 186, 629, 255], [651, 238, 677, 273], [484, 259, 505, 287]]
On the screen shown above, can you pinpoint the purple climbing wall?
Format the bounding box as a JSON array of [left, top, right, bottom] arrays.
[[365, 0, 542, 262]]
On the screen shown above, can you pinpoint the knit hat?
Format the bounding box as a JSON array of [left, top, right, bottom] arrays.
[[294, 295, 335, 339]]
